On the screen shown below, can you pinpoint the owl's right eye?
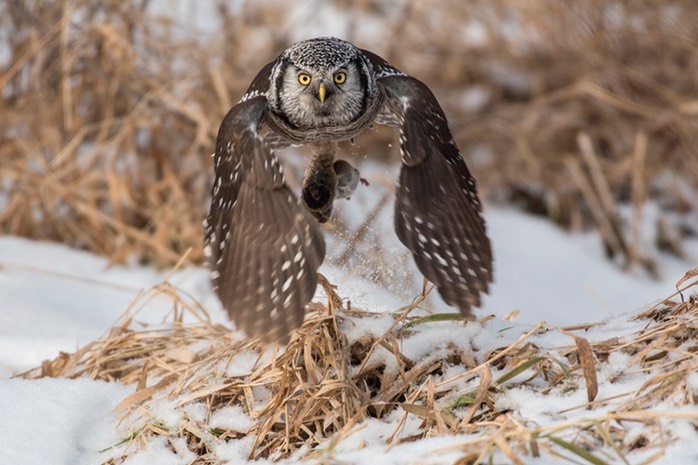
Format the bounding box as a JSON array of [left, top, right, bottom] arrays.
[[298, 73, 312, 86]]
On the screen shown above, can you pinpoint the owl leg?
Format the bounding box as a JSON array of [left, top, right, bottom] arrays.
[[302, 142, 338, 223]]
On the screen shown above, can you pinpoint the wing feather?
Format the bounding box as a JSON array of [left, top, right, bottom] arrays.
[[377, 74, 493, 316], [204, 96, 325, 343]]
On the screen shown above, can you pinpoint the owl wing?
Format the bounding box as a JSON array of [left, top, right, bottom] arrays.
[[362, 50, 493, 316], [204, 80, 325, 343]]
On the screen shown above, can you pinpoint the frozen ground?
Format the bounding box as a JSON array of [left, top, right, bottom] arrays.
[[0, 203, 696, 464]]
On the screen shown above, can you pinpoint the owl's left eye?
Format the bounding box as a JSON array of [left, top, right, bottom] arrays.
[[333, 71, 347, 85], [298, 72, 312, 86]]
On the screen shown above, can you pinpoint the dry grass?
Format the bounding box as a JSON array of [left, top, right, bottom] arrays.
[[399, 0, 698, 272], [0, 0, 242, 265], [2, 0, 698, 271], [25, 269, 698, 464]]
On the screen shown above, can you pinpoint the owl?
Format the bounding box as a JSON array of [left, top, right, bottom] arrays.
[[204, 37, 493, 343]]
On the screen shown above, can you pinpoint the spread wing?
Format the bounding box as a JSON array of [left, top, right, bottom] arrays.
[[363, 50, 493, 316], [204, 90, 325, 343]]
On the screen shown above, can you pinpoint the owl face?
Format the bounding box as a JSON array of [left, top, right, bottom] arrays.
[[269, 37, 376, 131]]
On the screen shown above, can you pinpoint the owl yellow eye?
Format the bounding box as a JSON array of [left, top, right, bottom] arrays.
[[298, 72, 312, 86], [334, 71, 347, 85]]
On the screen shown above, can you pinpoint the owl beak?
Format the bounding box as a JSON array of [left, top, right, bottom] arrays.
[[318, 83, 326, 104]]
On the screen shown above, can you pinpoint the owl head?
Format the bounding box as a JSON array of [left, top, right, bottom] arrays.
[[268, 37, 377, 130]]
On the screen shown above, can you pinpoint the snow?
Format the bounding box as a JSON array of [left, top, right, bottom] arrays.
[[481, 207, 694, 326], [0, 237, 228, 376], [121, 437, 196, 465], [327, 163, 695, 328], [210, 405, 256, 433], [3, 202, 691, 377], [0, 378, 131, 465], [0, 198, 696, 464], [689, 372, 698, 396]]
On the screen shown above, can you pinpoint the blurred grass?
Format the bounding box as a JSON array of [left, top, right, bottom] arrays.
[[1, 0, 697, 270]]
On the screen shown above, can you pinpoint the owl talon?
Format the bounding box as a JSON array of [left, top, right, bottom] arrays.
[[302, 172, 336, 210], [308, 203, 333, 223]]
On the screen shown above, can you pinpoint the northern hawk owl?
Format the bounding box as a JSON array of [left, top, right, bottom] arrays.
[[204, 37, 493, 343]]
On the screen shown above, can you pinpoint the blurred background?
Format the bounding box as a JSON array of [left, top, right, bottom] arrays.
[[2, 0, 697, 301]]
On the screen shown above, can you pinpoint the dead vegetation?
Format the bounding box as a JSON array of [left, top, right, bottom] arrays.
[[2, 0, 698, 272], [392, 0, 698, 274], [25, 269, 698, 464]]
